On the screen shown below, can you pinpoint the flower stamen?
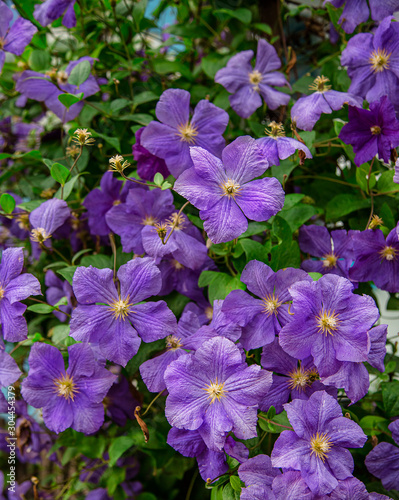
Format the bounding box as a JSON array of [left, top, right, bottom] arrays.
[[30, 228, 51, 243], [310, 432, 333, 462], [249, 69, 263, 91], [315, 309, 339, 336], [309, 76, 331, 92], [221, 179, 241, 198], [53, 373, 79, 402], [108, 296, 133, 320], [380, 245, 397, 261], [177, 122, 198, 144], [288, 368, 311, 391], [261, 293, 282, 316], [166, 335, 183, 350], [204, 378, 227, 403], [369, 49, 391, 73], [322, 253, 337, 268], [265, 121, 285, 138]]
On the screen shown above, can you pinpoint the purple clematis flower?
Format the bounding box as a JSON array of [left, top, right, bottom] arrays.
[[0, 247, 41, 342], [174, 136, 285, 244], [167, 428, 248, 482], [365, 420, 399, 491], [21, 343, 117, 434], [321, 324, 387, 404], [291, 76, 362, 132], [45, 270, 73, 322], [272, 471, 313, 500], [349, 225, 399, 293], [299, 225, 357, 279], [140, 300, 240, 392], [339, 96, 399, 166], [70, 257, 177, 366], [328, 477, 392, 499], [141, 88, 229, 178], [238, 454, 281, 500], [16, 57, 100, 122], [103, 375, 140, 427], [105, 187, 174, 254], [260, 338, 337, 414], [29, 198, 71, 258], [271, 391, 367, 496], [279, 273, 379, 378], [0, 3, 37, 74], [132, 127, 170, 181], [215, 39, 290, 119], [84, 171, 131, 237], [0, 339, 21, 389], [340, 17, 399, 107], [0, 471, 32, 500], [324, 0, 399, 33], [256, 122, 312, 166], [222, 260, 310, 350], [34, 0, 76, 28], [164, 336, 272, 451]]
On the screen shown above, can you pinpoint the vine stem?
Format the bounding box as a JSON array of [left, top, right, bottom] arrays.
[[258, 414, 293, 430], [28, 297, 71, 318], [108, 233, 120, 295], [120, 171, 161, 190], [163, 201, 190, 245], [141, 389, 166, 417], [365, 157, 376, 230]]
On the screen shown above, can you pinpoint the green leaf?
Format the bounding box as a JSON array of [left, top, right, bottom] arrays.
[[110, 98, 130, 113], [222, 483, 240, 500], [54, 173, 85, 201], [27, 304, 55, 314], [214, 8, 252, 24], [71, 248, 92, 264], [161, 181, 172, 190], [50, 324, 70, 344], [236, 239, 269, 264], [17, 199, 45, 212], [106, 466, 126, 496], [91, 131, 121, 152], [68, 60, 91, 87], [239, 221, 269, 239], [133, 0, 148, 27], [382, 380, 399, 417], [153, 173, 164, 186], [127, 113, 154, 126], [325, 194, 370, 221], [253, 23, 272, 35], [272, 216, 292, 243], [308, 272, 323, 281], [54, 296, 69, 308], [57, 266, 78, 285], [58, 93, 84, 109], [270, 241, 300, 271], [201, 54, 231, 79], [359, 416, 390, 436], [198, 271, 246, 304], [279, 204, 318, 232], [29, 50, 51, 72], [356, 163, 376, 193], [51, 162, 70, 186], [0, 193, 15, 214], [229, 476, 242, 494], [81, 254, 112, 269], [133, 91, 159, 106], [377, 170, 397, 193], [108, 436, 135, 467]]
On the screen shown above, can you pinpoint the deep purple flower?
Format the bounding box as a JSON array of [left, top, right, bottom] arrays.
[[167, 428, 248, 482], [279, 274, 379, 377], [0, 3, 37, 74], [45, 270, 73, 322], [238, 454, 281, 500], [341, 17, 399, 107], [0, 247, 41, 342], [321, 324, 387, 404], [174, 136, 284, 243], [34, 0, 76, 28], [349, 225, 399, 292], [141, 89, 229, 178], [16, 57, 100, 121], [256, 122, 312, 166], [328, 477, 391, 499], [104, 375, 140, 427], [21, 343, 117, 434], [70, 257, 177, 366], [105, 187, 174, 254], [84, 172, 131, 237], [132, 127, 170, 181], [223, 260, 310, 350], [140, 300, 240, 392], [271, 391, 367, 495], [164, 336, 272, 451], [324, 0, 399, 33], [299, 225, 357, 279], [260, 338, 337, 414], [365, 420, 399, 491], [29, 198, 71, 258], [215, 39, 290, 119], [291, 76, 362, 131], [141, 212, 209, 271], [339, 97, 399, 166], [0, 339, 21, 389]]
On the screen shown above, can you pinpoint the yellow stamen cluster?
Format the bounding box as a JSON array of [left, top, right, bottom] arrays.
[[0, 286, 5, 300], [310, 432, 333, 462], [53, 373, 79, 401], [204, 378, 227, 404], [16, 213, 29, 231], [370, 125, 381, 135], [380, 245, 397, 261], [205, 307, 213, 321], [221, 179, 241, 198], [309, 76, 331, 92], [249, 69, 263, 91], [30, 228, 51, 243], [265, 121, 286, 138], [172, 259, 184, 270], [288, 368, 311, 391], [166, 335, 183, 350], [369, 48, 391, 73], [154, 222, 168, 240], [368, 215, 384, 230], [66, 145, 81, 159], [73, 128, 95, 146], [109, 154, 131, 173], [141, 215, 158, 226], [177, 122, 198, 144], [167, 212, 185, 231], [322, 253, 338, 268], [108, 296, 132, 320], [40, 188, 57, 199], [315, 309, 339, 336], [261, 293, 282, 316]]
